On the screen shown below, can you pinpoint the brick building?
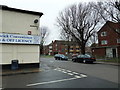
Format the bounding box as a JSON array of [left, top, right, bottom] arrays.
[[43, 40, 81, 56], [91, 21, 120, 58]]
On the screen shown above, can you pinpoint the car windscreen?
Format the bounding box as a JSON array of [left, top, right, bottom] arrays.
[[78, 55, 91, 58]]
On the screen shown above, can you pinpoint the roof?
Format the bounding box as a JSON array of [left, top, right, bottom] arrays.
[[97, 21, 120, 33], [0, 5, 43, 17]]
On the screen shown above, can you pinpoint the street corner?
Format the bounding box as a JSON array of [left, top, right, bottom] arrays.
[[1, 68, 42, 76]]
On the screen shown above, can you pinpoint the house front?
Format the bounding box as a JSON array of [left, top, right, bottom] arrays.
[[92, 21, 120, 58]]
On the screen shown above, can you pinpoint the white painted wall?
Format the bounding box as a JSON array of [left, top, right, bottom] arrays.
[[0, 9, 41, 65], [1, 10, 40, 35], [0, 44, 39, 64]]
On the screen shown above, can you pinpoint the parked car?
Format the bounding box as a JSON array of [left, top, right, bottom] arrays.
[[72, 54, 96, 63], [54, 54, 68, 60], [72, 54, 78, 58]]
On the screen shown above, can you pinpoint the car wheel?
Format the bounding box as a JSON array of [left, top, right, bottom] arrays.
[[83, 60, 86, 63], [72, 59, 75, 62]]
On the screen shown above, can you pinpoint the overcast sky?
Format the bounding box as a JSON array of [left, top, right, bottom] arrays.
[[0, 0, 98, 45]]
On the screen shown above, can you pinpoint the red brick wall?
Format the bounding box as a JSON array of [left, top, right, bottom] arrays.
[[117, 46, 120, 58], [92, 48, 106, 57], [98, 21, 120, 47]]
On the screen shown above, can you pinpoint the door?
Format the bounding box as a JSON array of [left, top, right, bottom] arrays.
[[106, 48, 112, 57], [112, 49, 116, 58]]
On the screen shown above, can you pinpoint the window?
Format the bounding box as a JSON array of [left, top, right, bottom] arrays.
[[56, 48, 58, 50], [56, 44, 57, 47], [117, 39, 120, 43], [116, 29, 120, 33], [70, 48, 73, 50], [101, 32, 107, 36], [101, 40, 107, 45], [49, 46, 52, 49], [76, 48, 79, 50]]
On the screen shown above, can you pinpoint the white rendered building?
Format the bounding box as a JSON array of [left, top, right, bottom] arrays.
[[0, 5, 43, 69]]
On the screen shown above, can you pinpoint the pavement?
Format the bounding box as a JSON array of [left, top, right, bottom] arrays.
[[1, 67, 42, 76], [95, 61, 120, 66], [0, 61, 120, 76]]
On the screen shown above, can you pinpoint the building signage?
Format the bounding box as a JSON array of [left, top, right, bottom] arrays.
[[0, 33, 40, 44]]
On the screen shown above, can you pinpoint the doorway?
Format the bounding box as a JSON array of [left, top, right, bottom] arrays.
[[112, 48, 116, 58]]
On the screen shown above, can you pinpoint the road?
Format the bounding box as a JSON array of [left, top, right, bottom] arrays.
[[2, 57, 120, 88]]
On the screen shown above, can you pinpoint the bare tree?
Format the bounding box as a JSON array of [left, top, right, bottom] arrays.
[[57, 3, 102, 54], [40, 26, 49, 54], [94, 0, 120, 35]]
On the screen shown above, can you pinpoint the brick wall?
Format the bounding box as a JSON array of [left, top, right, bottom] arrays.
[[98, 21, 120, 47], [92, 48, 106, 57]]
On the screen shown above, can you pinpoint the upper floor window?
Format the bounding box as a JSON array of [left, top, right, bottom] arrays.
[[117, 39, 120, 43], [49, 46, 52, 49], [56, 44, 57, 47], [76, 48, 79, 50], [101, 32, 107, 37], [116, 29, 120, 33], [101, 40, 107, 45]]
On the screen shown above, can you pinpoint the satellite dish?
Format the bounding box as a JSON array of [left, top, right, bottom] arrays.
[[34, 19, 38, 23]]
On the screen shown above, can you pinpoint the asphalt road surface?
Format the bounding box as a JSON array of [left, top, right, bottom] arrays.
[[2, 57, 120, 89]]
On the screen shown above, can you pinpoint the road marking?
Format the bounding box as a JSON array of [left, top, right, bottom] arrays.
[[27, 77, 81, 87], [54, 68, 58, 70], [57, 69, 62, 72], [72, 72, 79, 74], [62, 71, 67, 73], [66, 70, 72, 72], [67, 73, 74, 76], [54, 68, 87, 78], [74, 75, 82, 78], [80, 74, 87, 78]]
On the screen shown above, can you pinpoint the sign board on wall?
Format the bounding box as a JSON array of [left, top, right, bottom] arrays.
[[0, 33, 40, 44]]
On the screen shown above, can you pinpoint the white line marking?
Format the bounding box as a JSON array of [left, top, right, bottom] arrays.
[[27, 77, 81, 87], [66, 70, 72, 72], [80, 74, 87, 78], [62, 71, 67, 73], [57, 69, 62, 72], [74, 75, 82, 78], [67, 73, 74, 76], [72, 72, 79, 74], [54, 68, 59, 70]]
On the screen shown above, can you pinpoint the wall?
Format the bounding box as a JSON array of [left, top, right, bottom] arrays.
[[98, 22, 120, 47], [92, 48, 106, 57], [0, 9, 41, 65], [0, 44, 39, 64], [117, 46, 120, 58], [1, 10, 40, 35]]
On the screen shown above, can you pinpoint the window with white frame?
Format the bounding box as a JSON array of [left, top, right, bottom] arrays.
[[116, 29, 120, 33], [117, 39, 120, 43], [56, 44, 57, 47], [49, 46, 52, 49], [101, 40, 107, 45], [101, 32, 107, 36]]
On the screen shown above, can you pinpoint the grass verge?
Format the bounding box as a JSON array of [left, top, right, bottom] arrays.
[[97, 58, 120, 63]]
